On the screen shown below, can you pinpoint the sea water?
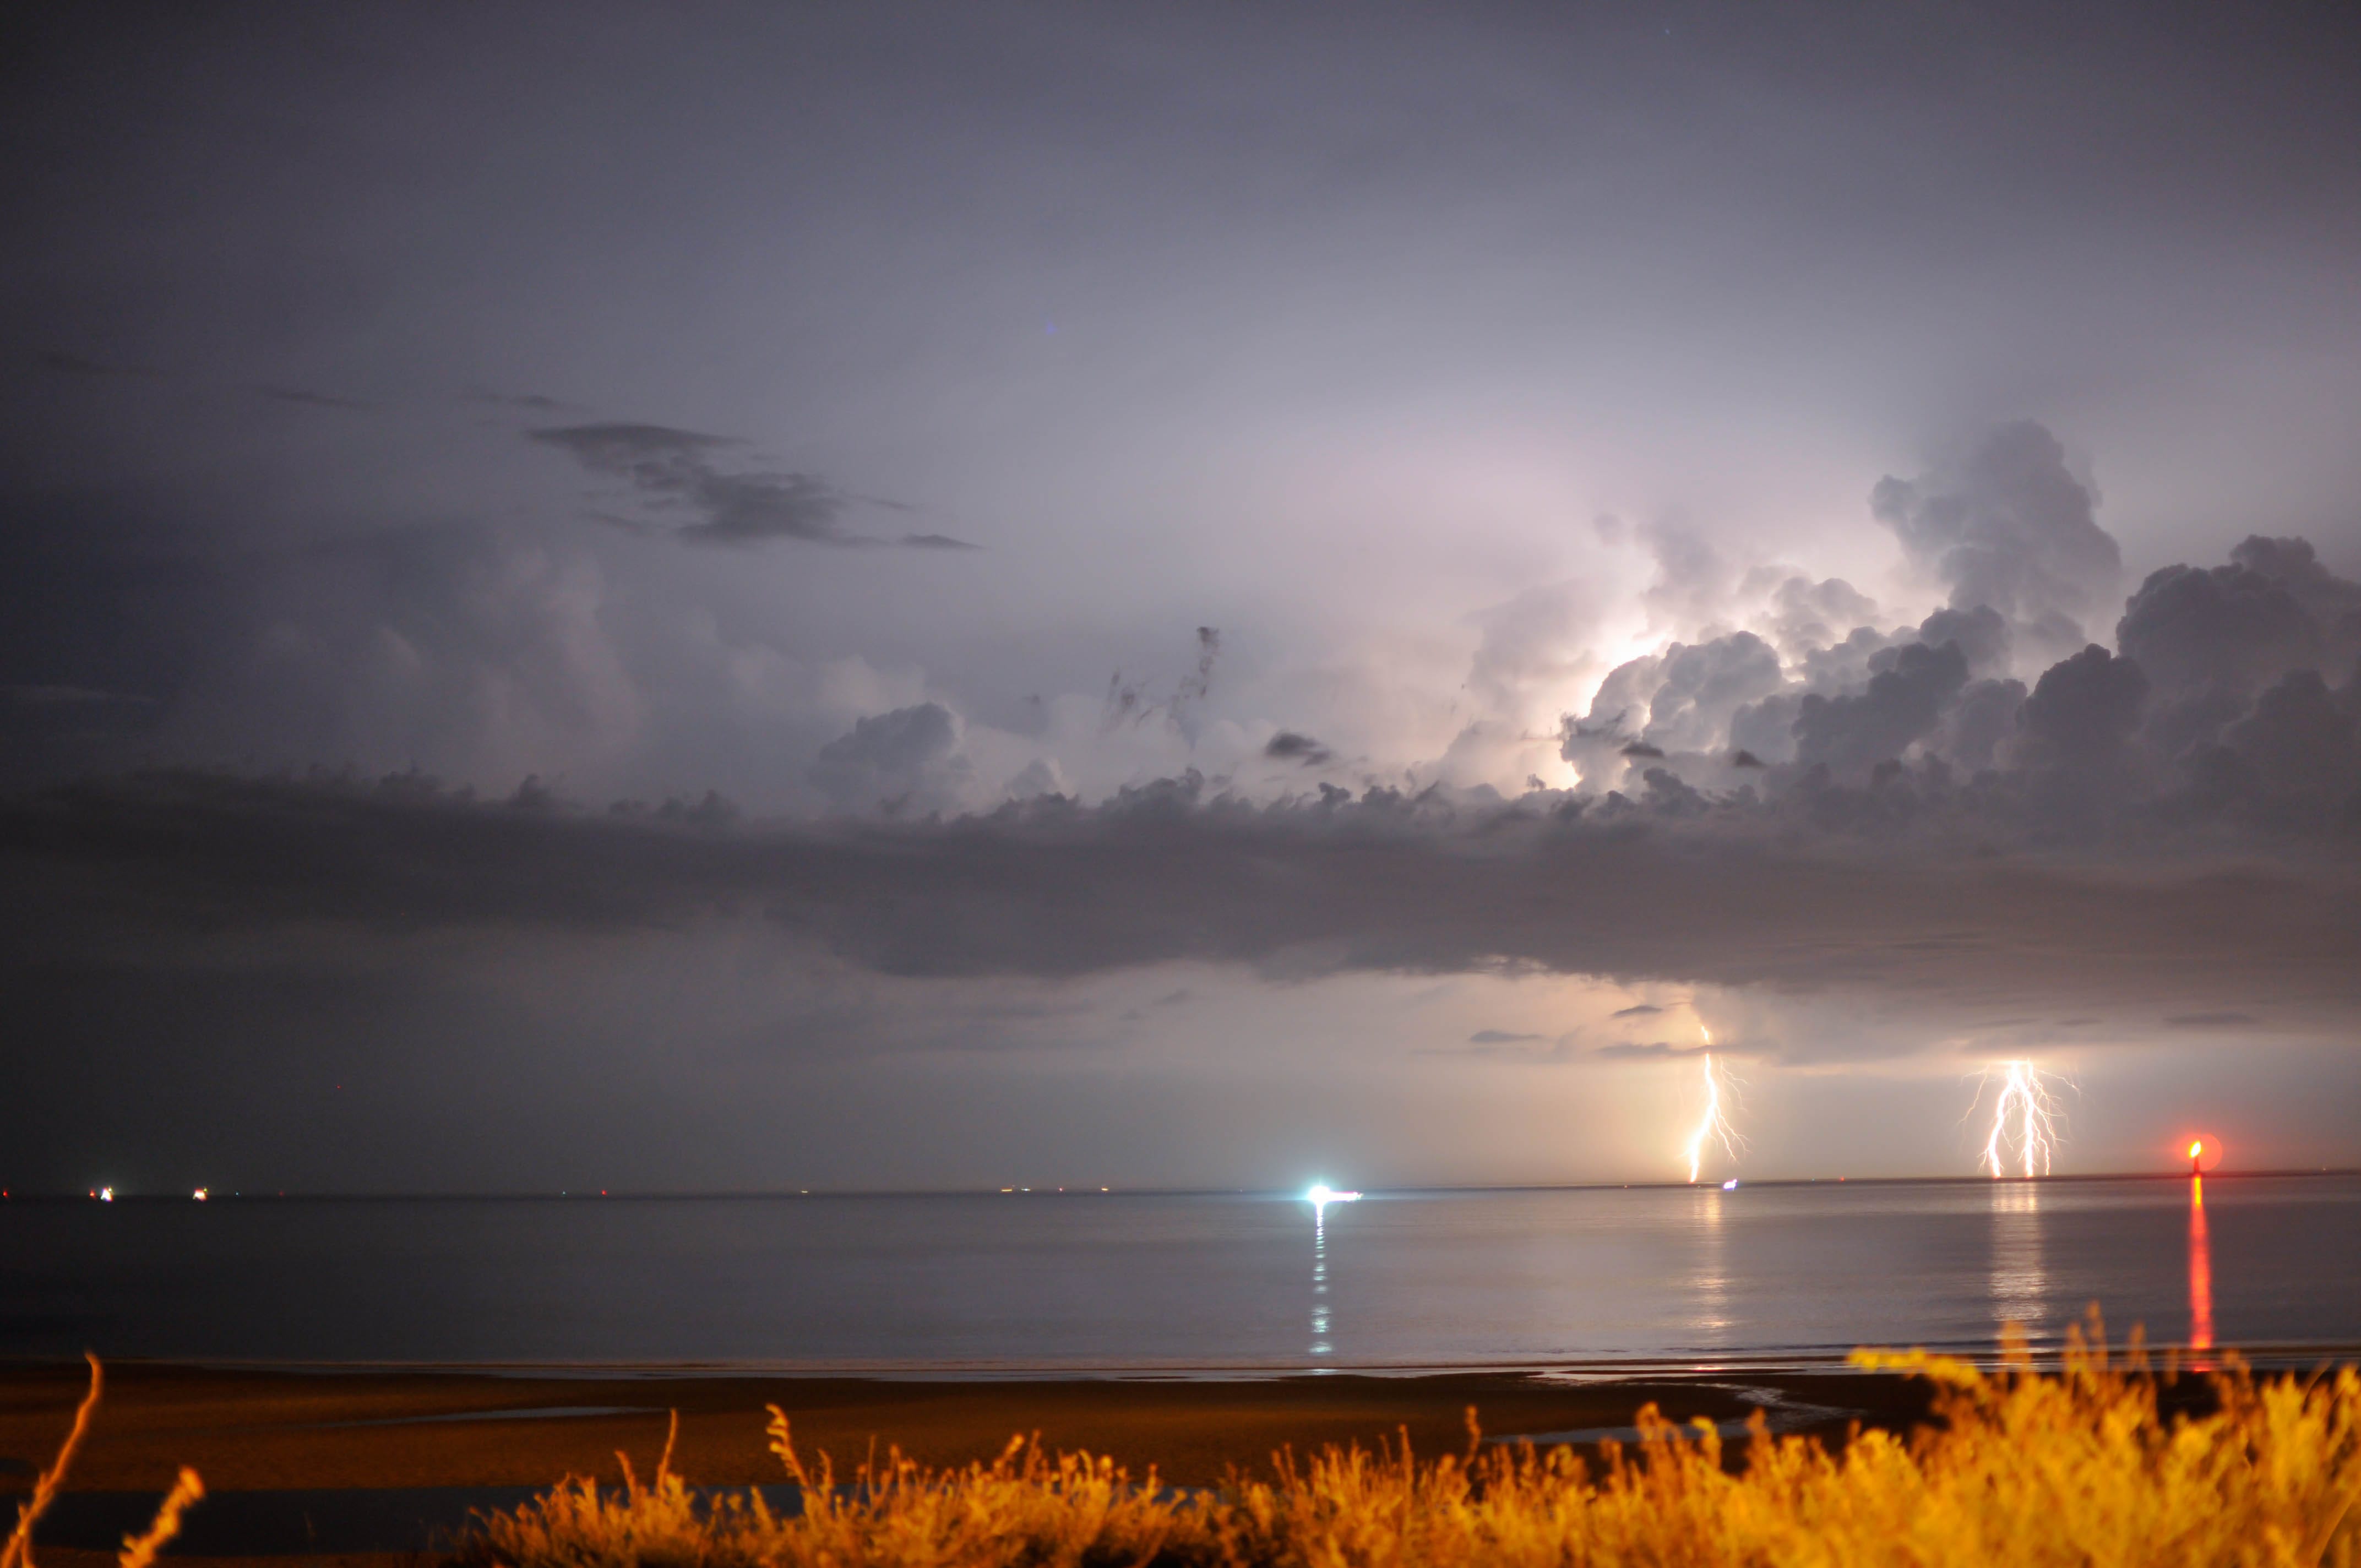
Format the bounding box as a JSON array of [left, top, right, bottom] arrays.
[[3, 1175, 2355, 1370]]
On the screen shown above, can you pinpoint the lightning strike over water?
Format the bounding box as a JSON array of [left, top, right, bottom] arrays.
[[1682, 1035, 1743, 1184], [1978, 1060, 2064, 1178]]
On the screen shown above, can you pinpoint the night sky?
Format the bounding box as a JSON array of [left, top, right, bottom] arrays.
[[5, 3, 2359, 1193]]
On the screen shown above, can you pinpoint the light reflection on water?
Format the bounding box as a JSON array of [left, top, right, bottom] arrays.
[[1690, 1186, 1730, 1348], [2189, 1174, 2215, 1363], [1309, 1207, 1331, 1355], [1989, 1179, 2049, 1333], [3, 1177, 2355, 1370]]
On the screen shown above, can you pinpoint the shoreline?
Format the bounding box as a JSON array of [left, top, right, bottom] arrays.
[[2, 1360, 1951, 1495], [0, 1353, 2295, 1561], [9, 1332, 2352, 1382]]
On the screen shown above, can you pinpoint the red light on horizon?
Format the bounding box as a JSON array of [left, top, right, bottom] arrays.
[[2180, 1134, 2223, 1173]]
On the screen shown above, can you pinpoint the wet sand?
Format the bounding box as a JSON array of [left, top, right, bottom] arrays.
[[0, 1360, 1946, 1490], [1, 1360, 1940, 1563]]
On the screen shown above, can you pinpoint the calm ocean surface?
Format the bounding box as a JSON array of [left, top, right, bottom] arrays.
[[4, 1177, 2355, 1372]]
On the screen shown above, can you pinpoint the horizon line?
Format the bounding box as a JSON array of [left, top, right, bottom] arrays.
[[7, 1168, 2352, 1202]]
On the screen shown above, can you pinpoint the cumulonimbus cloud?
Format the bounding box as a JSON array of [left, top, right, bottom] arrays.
[[1872, 420, 2121, 662]]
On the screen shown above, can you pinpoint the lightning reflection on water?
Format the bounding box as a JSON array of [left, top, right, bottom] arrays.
[[1689, 1183, 1730, 1347], [1988, 1176, 2049, 1331]]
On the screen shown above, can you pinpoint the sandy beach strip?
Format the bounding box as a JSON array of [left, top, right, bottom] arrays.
[[0, 1360, 1939, 1498]]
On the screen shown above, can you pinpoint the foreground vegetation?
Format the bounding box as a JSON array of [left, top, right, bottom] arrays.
[[9, 1329, 2357, 1566], [3, 1356, 203, 1568], [461, 1324, 2361, 1568]]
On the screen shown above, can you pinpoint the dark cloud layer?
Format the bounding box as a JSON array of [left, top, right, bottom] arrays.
[[1794, 641, 1969, 776], [6, 767, 2355, 1034], [1265, 731, 1335, 766], [531, 424, 973, 551], [808, 702, 972, 816]]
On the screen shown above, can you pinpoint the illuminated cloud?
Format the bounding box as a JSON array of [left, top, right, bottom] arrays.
[[6, 3, 2361, 1186]]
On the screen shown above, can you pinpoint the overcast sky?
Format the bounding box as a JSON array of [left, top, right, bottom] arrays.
[[5, 2, 2360, 1193]]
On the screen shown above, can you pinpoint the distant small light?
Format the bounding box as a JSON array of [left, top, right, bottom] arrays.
[[99, 1187, 114, 1202], [1721, 1179, 1739, 1190], [193, 1188, 208, 1201]]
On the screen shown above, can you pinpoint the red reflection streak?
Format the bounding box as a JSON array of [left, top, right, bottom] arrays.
[[2189, 1173, 2214, 1365]]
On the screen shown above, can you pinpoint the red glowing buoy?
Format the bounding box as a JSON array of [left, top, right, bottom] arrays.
[[2180, 1134, 2223, 1174]]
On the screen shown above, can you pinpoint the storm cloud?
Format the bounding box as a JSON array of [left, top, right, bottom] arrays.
[[7, 766, 2357, 1031], [1264, 731, 1335, 766], [808, 702, 974, 817], [531, 424, 974, 551], [1873, 421, 2122, 663], [7, 2, 2361, 1185]]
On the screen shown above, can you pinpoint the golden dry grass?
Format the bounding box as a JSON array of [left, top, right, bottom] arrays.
[[1, 1356, 202, 1568], [459, 1320, 2361, 1568]]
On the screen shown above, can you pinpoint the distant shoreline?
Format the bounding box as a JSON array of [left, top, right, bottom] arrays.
[[4, 1168, 2354, 1201]]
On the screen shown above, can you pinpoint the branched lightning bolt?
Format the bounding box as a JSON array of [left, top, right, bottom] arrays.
[[1977, 1060, 2063, 1178], [1682, 1028, 1744, 1183]]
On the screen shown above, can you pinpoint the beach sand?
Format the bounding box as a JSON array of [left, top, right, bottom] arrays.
[[1, 1360, 1938, 1565], [0, 1361, 1942, 1490]]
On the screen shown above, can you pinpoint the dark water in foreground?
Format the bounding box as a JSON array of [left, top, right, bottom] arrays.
[[3, 1176, 2355, 1371]]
